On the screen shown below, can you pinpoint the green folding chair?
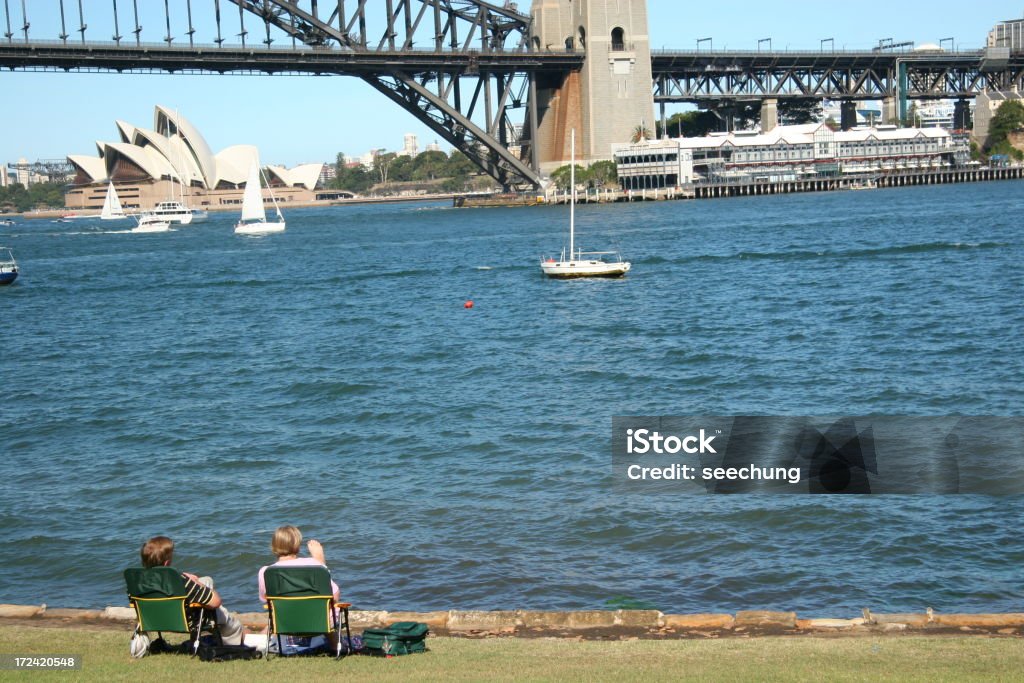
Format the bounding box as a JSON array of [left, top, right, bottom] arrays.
[[124, 566, 222, 655], [263, 565, 352, 659]]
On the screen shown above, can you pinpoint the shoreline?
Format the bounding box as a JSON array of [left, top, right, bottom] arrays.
[[3, 604, 1021, 639], [6, 193, 457, 220]]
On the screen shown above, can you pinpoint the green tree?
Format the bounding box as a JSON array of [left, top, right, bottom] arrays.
[[779, 98, 823, 125], [411, 150, 449, 181], [587, 160, 618, 188], [630, 124, 653, 143], [0, 182, 64, 212], [986, 100, 1024, 152], [656, 110, 721, 138], [550, 164, 590, 190], [375, 152, 398, 185]]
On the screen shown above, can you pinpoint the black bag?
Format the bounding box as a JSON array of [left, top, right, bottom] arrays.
[[361, 622, 429, 656], [197, 642, 261, 662]]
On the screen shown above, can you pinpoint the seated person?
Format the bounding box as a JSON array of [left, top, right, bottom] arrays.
[[140, 536, 245, 646], [258, 525, 341, 654]]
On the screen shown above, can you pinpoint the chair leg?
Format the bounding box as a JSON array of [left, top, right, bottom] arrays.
[[342, 607, 352, 656]]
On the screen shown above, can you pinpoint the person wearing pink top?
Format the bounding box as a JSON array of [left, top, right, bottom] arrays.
[[258, 525, 341, 654]]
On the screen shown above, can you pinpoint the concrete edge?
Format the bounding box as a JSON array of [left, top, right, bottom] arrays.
[[3, 605, 1022, 638]]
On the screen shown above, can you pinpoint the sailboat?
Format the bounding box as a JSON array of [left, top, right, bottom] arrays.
[[540, 130, 630, 279], [235, 161, 285, 235], [99, 182, 127, 220]]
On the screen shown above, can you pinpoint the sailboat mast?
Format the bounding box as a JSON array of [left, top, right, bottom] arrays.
[[569, 129, 575, 260]]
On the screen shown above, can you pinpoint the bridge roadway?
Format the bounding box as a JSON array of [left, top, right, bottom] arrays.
[[0, 40, 582, 76], [3, 41, 1022, 101]]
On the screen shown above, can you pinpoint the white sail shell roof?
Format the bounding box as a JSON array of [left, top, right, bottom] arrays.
[[102, 142, 177, 182], [155, 105, 218, 189], [267, 163, 323, 191], [68, 155, 108, 183], [67, 106, 277, 192], [216, 145, 260, 186]]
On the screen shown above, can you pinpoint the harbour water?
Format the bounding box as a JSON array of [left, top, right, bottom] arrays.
[[1, 181, 1022, 615]]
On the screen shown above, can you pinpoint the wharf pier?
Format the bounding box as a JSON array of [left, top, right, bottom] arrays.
[[455, 166, 1024, 207]]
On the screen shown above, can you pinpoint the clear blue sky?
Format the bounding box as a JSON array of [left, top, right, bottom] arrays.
[[1, 0, 1020, 167]]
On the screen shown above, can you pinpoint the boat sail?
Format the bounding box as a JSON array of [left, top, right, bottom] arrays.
[[540, 130, 630, 278], [100, 182, 127, 220], [235, 161, 286, 235]]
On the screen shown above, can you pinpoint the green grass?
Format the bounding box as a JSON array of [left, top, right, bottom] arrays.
[[0, 626, 1021, 682]]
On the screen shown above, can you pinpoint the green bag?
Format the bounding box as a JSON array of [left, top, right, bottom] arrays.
[[361, 622, 429, 656]]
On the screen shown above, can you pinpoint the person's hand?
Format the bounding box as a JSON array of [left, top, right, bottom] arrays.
[[307, 539, 326, 564], [182, 572, 200, 582]]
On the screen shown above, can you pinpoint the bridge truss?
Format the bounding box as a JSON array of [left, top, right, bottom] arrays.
[[652, 50, 1024, 103], [0, 1, 584, 189]]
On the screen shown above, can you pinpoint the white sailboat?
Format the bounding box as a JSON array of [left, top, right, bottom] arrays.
[[540, 130, 630, 279], [235, 161, 285, 235], [100, 182, 127, 220]]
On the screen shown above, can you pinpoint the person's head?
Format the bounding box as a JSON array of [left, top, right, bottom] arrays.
[[271, 525, 302, 558], [141, 536, 175, 568]]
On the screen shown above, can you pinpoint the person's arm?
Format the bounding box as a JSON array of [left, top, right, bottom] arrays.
[[182, 573, 222, 609], [307, 539, 326, 565], [306, 541, 339, 599]]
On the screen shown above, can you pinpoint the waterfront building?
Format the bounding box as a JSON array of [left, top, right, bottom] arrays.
[[613, 123, 968, 189], [64, 105, 320, 212], [972, 90, 1024, 146]]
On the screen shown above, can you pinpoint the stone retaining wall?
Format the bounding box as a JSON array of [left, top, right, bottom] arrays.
[[2, 604, 1022, 638]]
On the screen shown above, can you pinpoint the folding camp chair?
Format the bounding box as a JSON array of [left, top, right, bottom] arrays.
[[124, 566, 222, 655], [263, 565, 352, 659]]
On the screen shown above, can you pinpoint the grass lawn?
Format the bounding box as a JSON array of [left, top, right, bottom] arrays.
[[0, 626, 1021, 682]]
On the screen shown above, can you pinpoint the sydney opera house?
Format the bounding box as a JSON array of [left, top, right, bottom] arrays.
[[65, 105, 327, 212]]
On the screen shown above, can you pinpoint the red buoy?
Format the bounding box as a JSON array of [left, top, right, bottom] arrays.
[[464, 300, 474, 309]]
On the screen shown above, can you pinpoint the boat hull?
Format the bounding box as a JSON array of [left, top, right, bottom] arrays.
[[235, 221, 286, 235], [541, 260, 631, 279], [0, 271, 17, 285]]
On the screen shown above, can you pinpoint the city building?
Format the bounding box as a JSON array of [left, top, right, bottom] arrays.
[[401, 133, 419, 157], [972, 90, 1024, 146], [425, 141, 442, 153], [319, 163, 337, 185], [614, 123, 968, 189], [64, 105, 320, 212], [988, 16, 1024, 50]]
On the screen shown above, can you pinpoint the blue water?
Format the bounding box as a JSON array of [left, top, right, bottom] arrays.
[[1, 182, 1022, 617]]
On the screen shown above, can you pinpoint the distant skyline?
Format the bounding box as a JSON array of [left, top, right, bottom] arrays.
[[1, 0, 1021, 167]]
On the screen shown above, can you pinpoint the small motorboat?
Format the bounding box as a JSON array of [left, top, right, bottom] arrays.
[[0, 247, 19, 285], [0, 218, 14, 226], [131, 214, 172, 233]]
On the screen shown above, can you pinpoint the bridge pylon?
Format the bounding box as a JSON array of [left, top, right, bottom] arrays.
[[529, 0, 655, 172]]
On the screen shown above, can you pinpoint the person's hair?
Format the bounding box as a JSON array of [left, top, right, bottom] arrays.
[[141, 536, 175, 568], [271, 525, 302, 557]]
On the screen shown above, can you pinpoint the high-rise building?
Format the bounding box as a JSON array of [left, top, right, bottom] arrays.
[[402, 133, 419, 157], [988, 16, 1024, 49]]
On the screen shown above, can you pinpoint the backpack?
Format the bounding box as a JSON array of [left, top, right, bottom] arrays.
[[361, 622, 429, 656], [197, 642, 261, 662]]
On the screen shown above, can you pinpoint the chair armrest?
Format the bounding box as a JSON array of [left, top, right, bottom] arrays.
[[187, 603, 207, 609], [334, 602, 352, 609]]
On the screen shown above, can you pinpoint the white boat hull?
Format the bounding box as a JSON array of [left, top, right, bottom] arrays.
[[131, 221, 171, 233], [541, 259, 631, 279], [235, 220, 286, 235]]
